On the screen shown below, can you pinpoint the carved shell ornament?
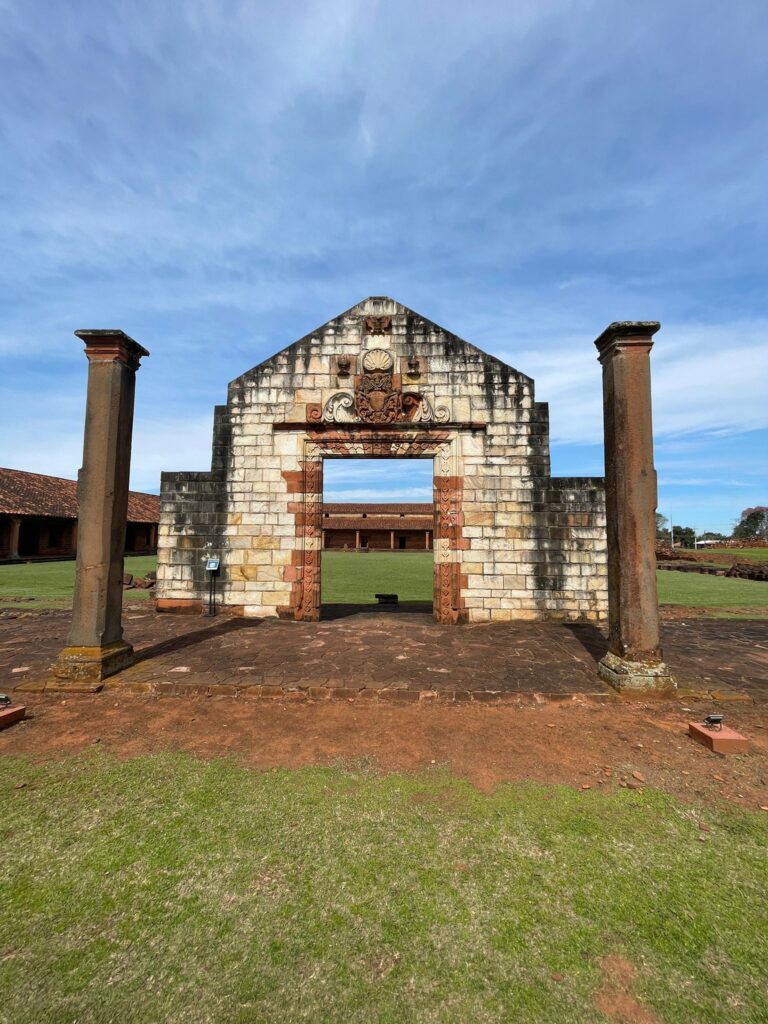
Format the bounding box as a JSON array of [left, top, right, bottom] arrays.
[[362, 348, 393, 373]]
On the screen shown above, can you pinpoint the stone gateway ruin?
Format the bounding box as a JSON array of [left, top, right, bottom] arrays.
[[156, 297, 608, 624], [50, 302, 673, 693]]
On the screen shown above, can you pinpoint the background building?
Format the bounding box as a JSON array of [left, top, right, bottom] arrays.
[[322, 503, 433, 550], [0, 468, 159, 562]]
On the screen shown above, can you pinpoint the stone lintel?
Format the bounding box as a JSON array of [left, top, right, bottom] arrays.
[[594, 321, 660, 362], [49, 641, 135, 692], [598, 651, 676, 694], [75, 329, 150, 370], [272, 421, 487, 432]]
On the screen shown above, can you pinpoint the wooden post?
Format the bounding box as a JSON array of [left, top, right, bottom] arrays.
[[8, 517, 21, 560]]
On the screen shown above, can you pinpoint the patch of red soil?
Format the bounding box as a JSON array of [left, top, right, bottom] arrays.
[[593, 955, 658, 1023], [2, 696, 767, 808], [659, 605, 767, 621]]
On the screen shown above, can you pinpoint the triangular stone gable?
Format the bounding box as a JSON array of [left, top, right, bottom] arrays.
[[231, 296, 532, 389]]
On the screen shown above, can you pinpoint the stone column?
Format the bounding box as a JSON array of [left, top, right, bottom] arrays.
[[355, 529, 360, 550], [390, 530, 395, 550], [50, 330, 149, 691], [425, 530, 429, 550], [594, 322, 675, 692], [8, 517, 22, 560]]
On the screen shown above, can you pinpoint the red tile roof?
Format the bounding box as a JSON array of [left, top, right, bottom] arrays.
[[323, 516, 433, 531], [323, 503, 432, 515], [0, 468, 160, 523]]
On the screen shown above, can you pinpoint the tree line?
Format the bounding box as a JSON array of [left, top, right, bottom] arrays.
[[656, 507, 768, 548]]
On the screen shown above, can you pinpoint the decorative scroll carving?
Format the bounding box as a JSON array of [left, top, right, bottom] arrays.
[[364, 316, 392, 336], [402, 393, 451, 423], [322, 393, 356, 422]]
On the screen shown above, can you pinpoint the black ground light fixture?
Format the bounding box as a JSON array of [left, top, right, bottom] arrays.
[[703, 714, 724, 731]]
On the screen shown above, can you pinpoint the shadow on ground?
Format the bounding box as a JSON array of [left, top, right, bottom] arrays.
[[133, 617, 262, 663], [321, 602, 433, 621]]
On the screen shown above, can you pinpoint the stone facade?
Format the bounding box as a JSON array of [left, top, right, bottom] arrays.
[[156, 297, 607, 623]]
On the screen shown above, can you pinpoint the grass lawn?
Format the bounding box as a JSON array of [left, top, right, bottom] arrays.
[[322, 551, 433, 605], [2, 553, 766, 618], [0, 555, 157, 610], [656, 569, 768, 613], [321, 551, 768, 616], [1, 753, 766, 1023]]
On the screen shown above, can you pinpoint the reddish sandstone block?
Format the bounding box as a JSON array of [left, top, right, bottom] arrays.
[[0, 705, 26, 730], [155, 599, 203, 615], [688, 722, 749, 754], [281, 470, 303, 494]]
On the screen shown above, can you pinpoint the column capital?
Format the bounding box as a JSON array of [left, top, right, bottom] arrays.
[[75, 330, 149, 371], [594, 321, 660, 363]]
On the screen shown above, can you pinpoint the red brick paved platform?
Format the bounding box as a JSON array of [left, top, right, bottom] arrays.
[[2, 607, 765, 702]]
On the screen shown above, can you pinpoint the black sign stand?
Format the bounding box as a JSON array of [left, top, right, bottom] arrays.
[[204, 557, 220, 617]]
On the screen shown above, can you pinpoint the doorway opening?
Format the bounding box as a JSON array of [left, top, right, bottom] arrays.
[[320, 457, 434, 618]]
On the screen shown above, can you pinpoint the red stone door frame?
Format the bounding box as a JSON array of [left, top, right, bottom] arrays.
[[291, 429, 465, 623]]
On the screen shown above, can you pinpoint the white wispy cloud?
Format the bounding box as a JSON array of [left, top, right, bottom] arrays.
[[494, 319, 768, 447], [1, 0, 766, 533]]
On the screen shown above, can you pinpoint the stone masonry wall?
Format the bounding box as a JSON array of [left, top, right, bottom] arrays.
[[156, 297, 607, 622]]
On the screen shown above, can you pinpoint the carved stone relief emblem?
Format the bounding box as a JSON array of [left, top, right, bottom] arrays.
[[355, 371, 401, 423], [321, 347, 450, 424], [364, 315, 392, 336]]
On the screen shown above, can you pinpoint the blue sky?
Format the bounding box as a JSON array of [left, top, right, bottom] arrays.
[[1, 1, 766, 534]]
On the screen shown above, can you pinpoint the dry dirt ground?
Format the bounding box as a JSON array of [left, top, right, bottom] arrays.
[[4, 694, 767, 811], [2, 608, 767, 811]]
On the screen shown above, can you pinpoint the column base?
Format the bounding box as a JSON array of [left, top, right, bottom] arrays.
[[598, 651, 676, 694], [48, 640, 135, 693]]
